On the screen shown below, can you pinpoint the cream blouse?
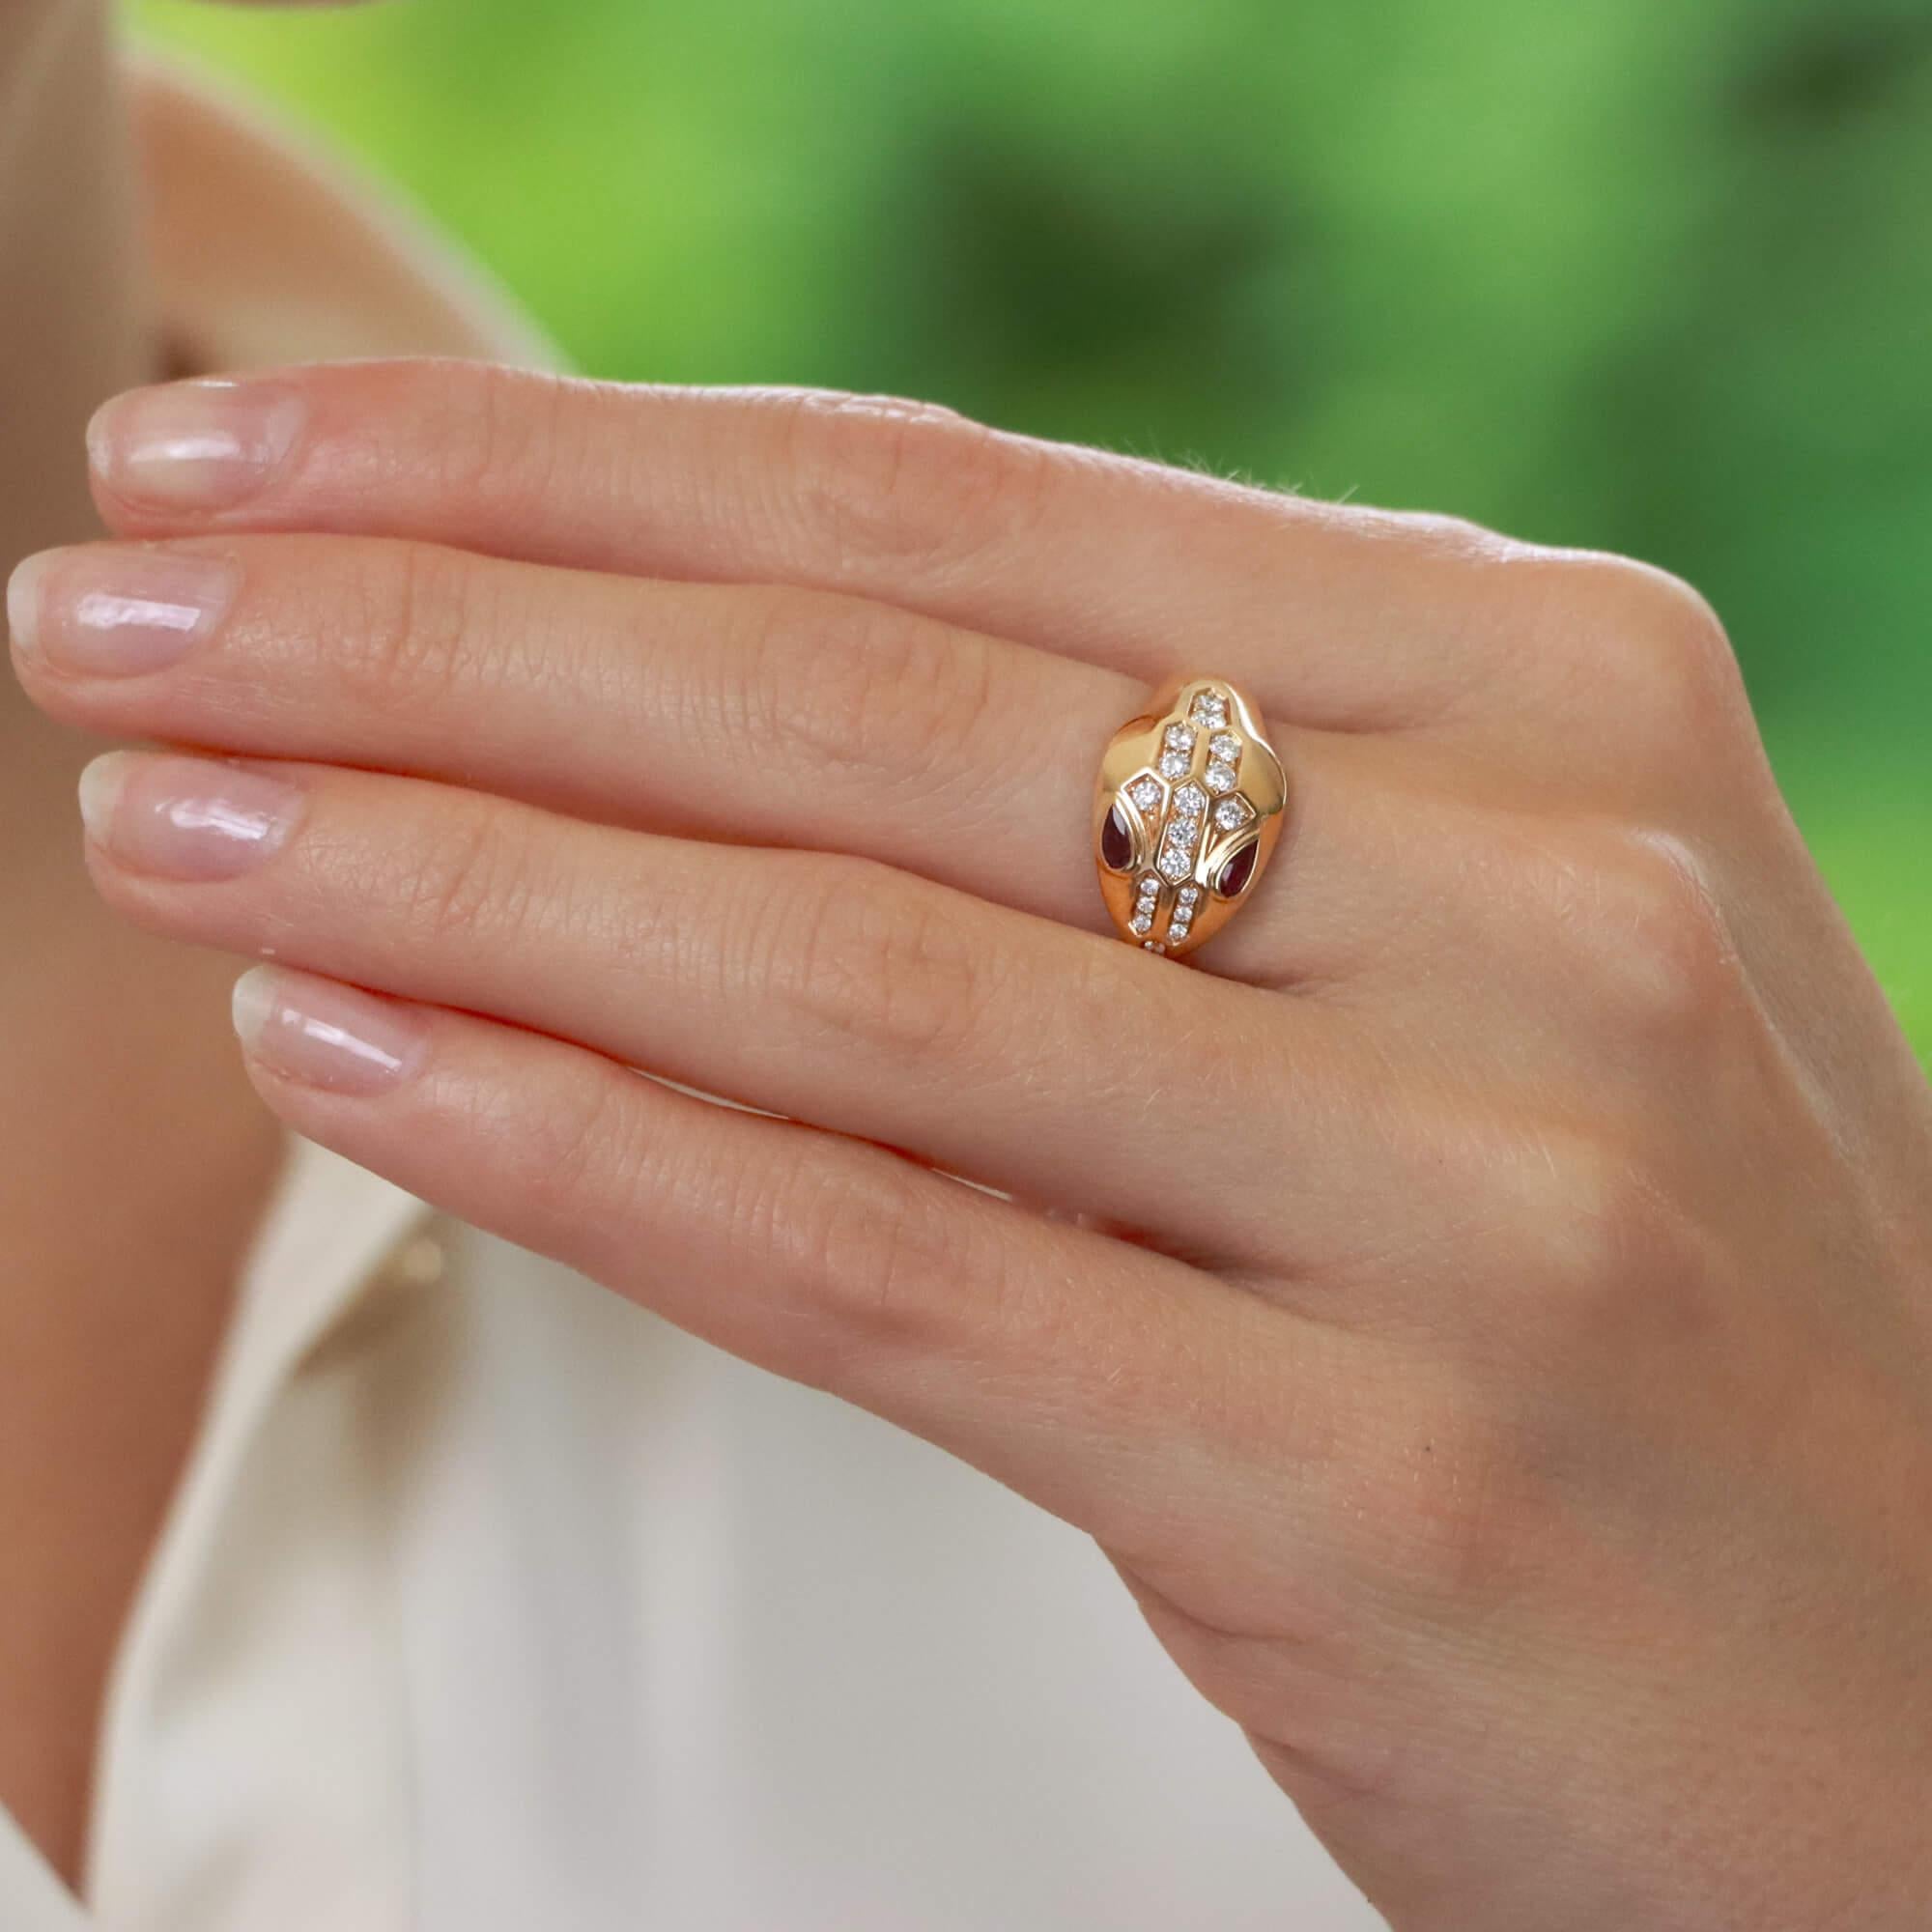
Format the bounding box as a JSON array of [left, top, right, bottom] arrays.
[[0, 57, 1381, 1932]]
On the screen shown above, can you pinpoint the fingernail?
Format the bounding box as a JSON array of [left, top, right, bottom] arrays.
[[11, 547, 238, 675], [232, 966, 428, 1095], [88, 379, 305, 511], [79, 752, 304, 879]]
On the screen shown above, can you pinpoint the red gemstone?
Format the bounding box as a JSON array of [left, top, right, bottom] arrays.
[[1100, 802, 1134, 872], [1216, 839, 1259, 896]]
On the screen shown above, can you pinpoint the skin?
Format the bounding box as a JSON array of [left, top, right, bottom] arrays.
[[0, 0, 289, 1884], [8, 5, 1932, 1925]]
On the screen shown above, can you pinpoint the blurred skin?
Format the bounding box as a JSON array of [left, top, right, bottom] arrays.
[[0, 0, 325, 1886], [9, 5, 1932, 1929]]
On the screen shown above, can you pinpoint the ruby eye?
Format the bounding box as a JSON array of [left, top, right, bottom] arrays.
[[1215, 840, 1259, 897], [1100, 802, 1134, 872]]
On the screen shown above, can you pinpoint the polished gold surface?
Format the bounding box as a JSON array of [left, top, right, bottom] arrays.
[[1093, 677, 1286, 959]]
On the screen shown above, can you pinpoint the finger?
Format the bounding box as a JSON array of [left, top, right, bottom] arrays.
[[15, 531, 1413, 984], [14, 536, 1721, 1080], [223, 963, 1363, 1567], [83, 360, 1550, 732], [13, 531, 1147, 933], [76, 750, 1345, 1260]]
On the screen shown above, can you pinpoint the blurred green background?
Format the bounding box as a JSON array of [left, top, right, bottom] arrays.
[[136, 0, 1931, 1056]]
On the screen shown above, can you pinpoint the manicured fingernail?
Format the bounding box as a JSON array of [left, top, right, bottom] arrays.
[[87, 379, 304, 511], [10, 547, 238, 675], [232, 966, 428, 1095], [79, 752, 304, 879]]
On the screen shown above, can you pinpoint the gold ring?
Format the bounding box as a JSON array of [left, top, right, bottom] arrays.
[[1094, 678, 1287, 958]]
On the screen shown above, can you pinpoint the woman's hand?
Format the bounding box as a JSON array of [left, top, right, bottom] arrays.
[[14, 362, 1932, 1930]]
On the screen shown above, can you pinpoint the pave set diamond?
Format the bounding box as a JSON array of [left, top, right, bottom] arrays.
[[1124, 687, 1250, 952]]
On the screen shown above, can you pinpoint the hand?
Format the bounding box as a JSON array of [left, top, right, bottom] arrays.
[[14, 362, 1932, 1930]]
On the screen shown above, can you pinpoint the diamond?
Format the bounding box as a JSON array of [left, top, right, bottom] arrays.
[[1158, 750, 1190, 781], [1157, 846, 1192, 882], [1190, 691, 1229, 728], [1164, 724, 1195, 753], [1214, 796, 1253, 831], [1130, 913, 1152, 935], [1179, 886, 1201, 905], [1172, 782, 1207, 821], [1205, 761, 1237, 795], [1144, 941, 1166, 953], [1209, 732, 1241, 763], [1128, 776, 1163, 813]]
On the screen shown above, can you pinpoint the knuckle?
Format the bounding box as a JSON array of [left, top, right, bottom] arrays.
[[427, 361, 576, 507], [1587, 832, 1745, 1044], [397, 807, 544, 952], [778, 389, 1050, 581], [766, 861, 989, 1069], [1613, 557, 1734, 664], [746, 589, 1000, 801], [332, 540, 477, 709], [1384, 506, 1535, 569], [1566, 554, 1747, 740], [1524, 1131, 1703, 1309], [1478, 1128, 1728, 1367], [757, 1149, 967, 1374], [512, 1064, 654, 1239]]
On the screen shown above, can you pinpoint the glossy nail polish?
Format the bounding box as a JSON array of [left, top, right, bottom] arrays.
[[87, 379, 305, 511], [79, 752, 304, 879], [11, 547, 238, 675], [232, 967, 428, 1094]]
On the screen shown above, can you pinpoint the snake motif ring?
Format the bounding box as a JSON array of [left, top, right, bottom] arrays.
[[1094, 678, 1287, 959]]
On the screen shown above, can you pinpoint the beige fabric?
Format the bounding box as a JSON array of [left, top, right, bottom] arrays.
[[0, 57, 1381, 1932]]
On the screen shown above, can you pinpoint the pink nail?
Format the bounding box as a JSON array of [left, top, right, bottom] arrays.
[[79, 752, 304, 879], [87, 379, 305, 511], [232, 967, 428, 1095], [11, 547, 238, 675]]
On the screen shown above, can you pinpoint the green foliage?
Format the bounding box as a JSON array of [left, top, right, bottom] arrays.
[[136, 0, 1932, 1053]]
